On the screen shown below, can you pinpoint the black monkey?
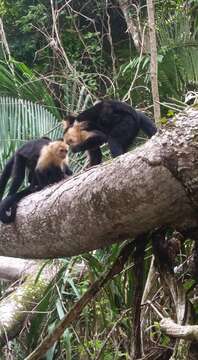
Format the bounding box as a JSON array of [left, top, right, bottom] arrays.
[[0, 139, 72, 223], [0, 138, 72, 200], [63, 100, 157, 166]]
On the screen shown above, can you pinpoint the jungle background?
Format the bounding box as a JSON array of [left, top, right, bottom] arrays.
[[0, 0, 198, 359]]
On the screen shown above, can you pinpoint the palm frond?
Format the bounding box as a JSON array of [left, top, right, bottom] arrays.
[[0, 60, 60, 118], [157, 13, 198, 97], [0, 96, 62, 169]]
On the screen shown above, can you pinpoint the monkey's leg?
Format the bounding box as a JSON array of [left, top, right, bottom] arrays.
[[8, 155, 26, 195], [108, 137, 124, 158], [87, 147, 103, 166]]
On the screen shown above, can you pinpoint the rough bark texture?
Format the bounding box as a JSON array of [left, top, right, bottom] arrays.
[[0, 109, 198, 259]]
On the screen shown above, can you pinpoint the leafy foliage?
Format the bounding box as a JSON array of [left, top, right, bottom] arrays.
[[0, 1, 198, 359], [0, 96, 62, 171], [0, 60, 60, 117], [0, 0, 50, 65]]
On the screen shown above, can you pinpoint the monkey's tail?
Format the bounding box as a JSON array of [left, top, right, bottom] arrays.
[[0, 187, 32, 224], [137, 112, 157, 138], [0, 157, 14, 200]]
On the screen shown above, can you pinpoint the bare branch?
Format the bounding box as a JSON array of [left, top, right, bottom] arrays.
[[146, 0, 161, 123], [160, 318, 198, 342]]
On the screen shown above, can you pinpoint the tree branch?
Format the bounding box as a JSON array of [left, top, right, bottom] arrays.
[[0, 257, 37, 281], [160, 318, 198, 342], [146, 0, 161, 123], [0, 109, 198, 258], [0, 260, 62, 346]]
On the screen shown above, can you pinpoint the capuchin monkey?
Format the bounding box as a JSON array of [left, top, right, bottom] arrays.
[[0, 139, 72, 223], [63, 100, 157, 166], [0, 138, 72, 200]]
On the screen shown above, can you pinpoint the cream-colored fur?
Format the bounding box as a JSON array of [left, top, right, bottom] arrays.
[[36, 141, 68, 170], [64, 121, 95, 145]]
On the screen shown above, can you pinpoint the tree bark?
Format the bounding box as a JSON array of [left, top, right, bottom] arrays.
[[118, 0, 150, 53], [151, 228, 195, 359], [146, 0, 161, 123], [130, 234, 147, 359], [161, 318, 198, 342], [0, 109, 198, 259]]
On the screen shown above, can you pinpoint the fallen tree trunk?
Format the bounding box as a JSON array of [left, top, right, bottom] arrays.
[[0, 257, 37, 281], [0, 260, 61, 346], [0, 108, 198, 259]]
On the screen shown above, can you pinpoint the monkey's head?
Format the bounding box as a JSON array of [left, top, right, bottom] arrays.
[[63, 119, 93, 149], [50, 141, 69, 160], [37, 141, 69, 170]]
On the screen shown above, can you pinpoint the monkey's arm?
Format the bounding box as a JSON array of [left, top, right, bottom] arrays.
[[87, 147, 103, 166], [62, 164, 73, 176]]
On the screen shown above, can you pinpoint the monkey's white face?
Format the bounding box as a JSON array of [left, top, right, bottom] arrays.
[[64, 121, 91, 146], [49, 141, 68, 160], [57, 146, 68, 159], [37, 141, 68, 170]]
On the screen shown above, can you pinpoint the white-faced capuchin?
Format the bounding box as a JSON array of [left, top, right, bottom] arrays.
[[0, 138, 72, 223], [63, 100, 157, 166]]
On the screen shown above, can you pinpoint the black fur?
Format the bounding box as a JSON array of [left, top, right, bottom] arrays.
[[0, 138, 51, 200], [0, 138, 72, 223], [0, 187, 34, 224], [0, 163, 68, 224], [62, 162, 73, 176], [66, 100, 157, 165]]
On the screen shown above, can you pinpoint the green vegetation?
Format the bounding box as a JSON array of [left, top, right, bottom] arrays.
[[0, 0, 198, 358]]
